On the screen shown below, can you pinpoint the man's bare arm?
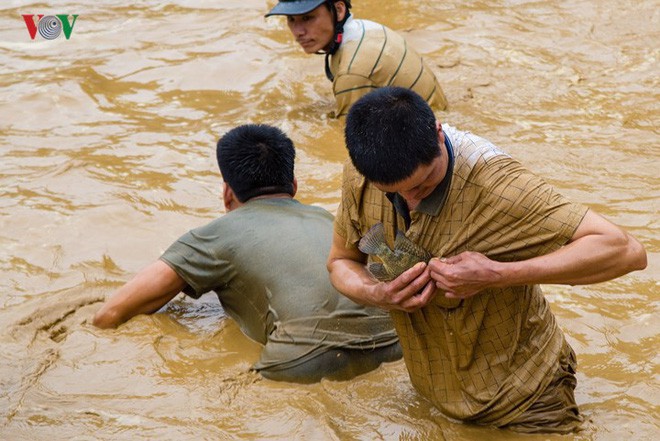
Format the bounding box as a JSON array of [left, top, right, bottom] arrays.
[[92, 260, 187, 329], [429, 209, 647, 298]]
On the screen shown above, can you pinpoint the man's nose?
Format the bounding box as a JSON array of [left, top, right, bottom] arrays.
[[290, 22, 305, 37]]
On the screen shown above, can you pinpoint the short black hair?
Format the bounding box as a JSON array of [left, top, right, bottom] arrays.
[[344, 87, 440, 184], [216, 124, 295, 202]]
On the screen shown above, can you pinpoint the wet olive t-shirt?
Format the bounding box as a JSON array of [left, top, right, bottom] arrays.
[[160, 198, 398, 371]]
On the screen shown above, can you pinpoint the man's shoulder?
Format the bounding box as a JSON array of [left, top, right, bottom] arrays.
[[333, 23, 411, 83], [185, 200, 333, 235], [342, 17, 383, 41], [341, 160, 367, 188], [445, 125, 512, 168], [234, 198, 334, 221], [293, 201, 335, 221], [341, 19, 404, 49]]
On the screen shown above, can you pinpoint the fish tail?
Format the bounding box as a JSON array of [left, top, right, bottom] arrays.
[[358, 223, 388, 255]]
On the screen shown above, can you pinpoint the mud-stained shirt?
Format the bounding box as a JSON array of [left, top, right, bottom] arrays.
[[329, 16, 448, 118], [161, 198, 398, 372], [334, 125, 588, 425]]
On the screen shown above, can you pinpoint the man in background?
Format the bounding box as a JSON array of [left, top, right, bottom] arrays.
[[266, 0, 447, 117]]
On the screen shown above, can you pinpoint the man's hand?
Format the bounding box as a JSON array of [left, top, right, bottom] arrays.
[[370, 262, 436, 312], [328, 231, 437, 313], [428, 252, 503, 299]]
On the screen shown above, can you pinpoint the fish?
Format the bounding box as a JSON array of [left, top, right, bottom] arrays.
[[358, 223, 433, 282]]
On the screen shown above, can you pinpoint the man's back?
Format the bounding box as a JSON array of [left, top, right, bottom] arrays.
[[330, 17, 448, 117], [160, 198, 399, 374], [93, 123, 402, 383]]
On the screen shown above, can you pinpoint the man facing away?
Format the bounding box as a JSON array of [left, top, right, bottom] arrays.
[[266, 0, 448, 118], [93, 124, 401, 383], [327, 87, 647, 432]]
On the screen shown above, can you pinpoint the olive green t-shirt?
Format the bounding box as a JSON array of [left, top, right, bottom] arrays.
[[335, 125, 588, 425], [330, 16, 448, 118], [161, 198, 398, 372]]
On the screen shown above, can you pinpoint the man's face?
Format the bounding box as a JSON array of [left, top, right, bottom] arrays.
[[372, 128, 447, 209], [374, 156, 445, 205], [286, 4, 335, 54]]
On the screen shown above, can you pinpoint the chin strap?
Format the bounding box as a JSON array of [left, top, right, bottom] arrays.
[[322, 3, 349, 81], [324, 41, 340, 81]]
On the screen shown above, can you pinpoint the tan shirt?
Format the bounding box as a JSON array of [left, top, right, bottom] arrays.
[[330, 17, 448, 117], [335, 125, 588, 425]]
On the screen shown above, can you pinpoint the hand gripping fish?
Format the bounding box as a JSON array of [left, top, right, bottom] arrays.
[[358, 223, 433, 282]]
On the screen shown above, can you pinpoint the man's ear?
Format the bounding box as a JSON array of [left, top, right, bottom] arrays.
[[336, 1, 347, 21], [223, 182, 236, 211], [291, 177, 298, 197], [436, 120, 445, 145]]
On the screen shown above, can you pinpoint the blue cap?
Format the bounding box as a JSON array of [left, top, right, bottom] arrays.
[[265, 0, 327, 17]]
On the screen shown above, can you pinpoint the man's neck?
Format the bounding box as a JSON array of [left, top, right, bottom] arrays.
[[247, 193, 293, 202], [407, 143, 450, 211], [226, 193, 293, 212]]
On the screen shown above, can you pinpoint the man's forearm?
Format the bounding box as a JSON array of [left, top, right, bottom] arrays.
[[92, 260, 185, 329], [430, 210, 647, 298], [503, 226, 646, 287], [327, 258, 380, 307]]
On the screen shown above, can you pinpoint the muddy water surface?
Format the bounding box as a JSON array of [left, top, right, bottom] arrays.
[[0, 1, 658, 440]]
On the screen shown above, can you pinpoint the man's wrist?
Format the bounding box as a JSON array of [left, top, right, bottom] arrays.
[[495, 260, 520, 288]]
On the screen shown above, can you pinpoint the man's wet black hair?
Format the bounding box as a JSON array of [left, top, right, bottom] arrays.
[[217, 124, 295, 202], [345, 87, 440, 185]]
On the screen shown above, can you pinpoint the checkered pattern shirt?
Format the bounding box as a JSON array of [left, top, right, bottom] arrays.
[[330, 17, 448, 118], [335, 125, 588, 425]]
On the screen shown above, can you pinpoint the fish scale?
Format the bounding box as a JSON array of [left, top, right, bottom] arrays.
[[358, 223, 433, 281]]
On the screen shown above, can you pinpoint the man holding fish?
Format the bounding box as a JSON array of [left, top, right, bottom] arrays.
[[327, 87, 647, 432]]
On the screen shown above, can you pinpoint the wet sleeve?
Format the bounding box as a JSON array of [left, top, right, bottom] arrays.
[[159, 230, 234, 299], [334, 161, 365, 248]]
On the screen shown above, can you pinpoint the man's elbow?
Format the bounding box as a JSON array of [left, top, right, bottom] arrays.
[[613, 229, 648, 274], [327, 255, 351, 292], [326, 255, 334, 272], [627, 236, 648, 272], [326, 256, 339, 279]]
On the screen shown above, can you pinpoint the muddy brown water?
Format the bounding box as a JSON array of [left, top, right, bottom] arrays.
[[0, 1, 658, 440]]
